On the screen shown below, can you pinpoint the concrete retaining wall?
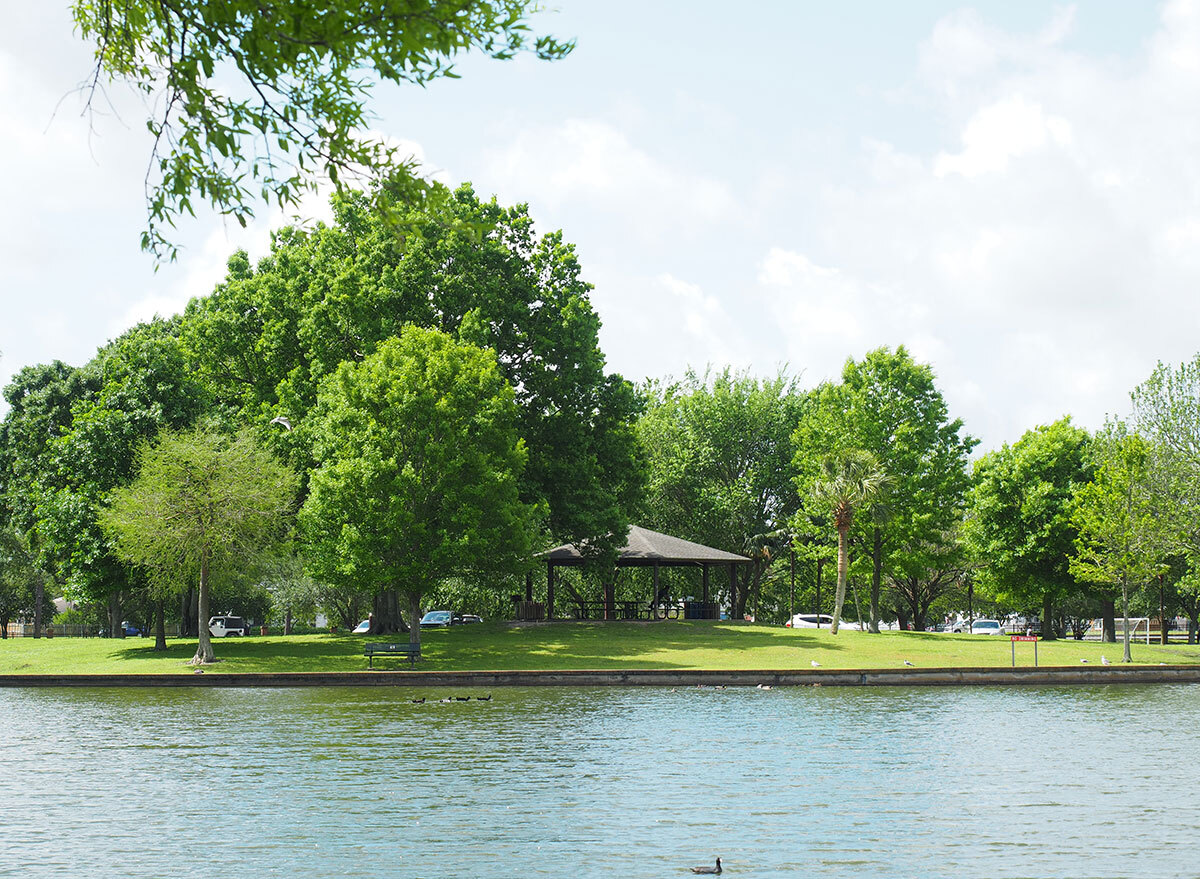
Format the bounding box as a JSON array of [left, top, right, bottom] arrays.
[[4, 665, 1200, 688]]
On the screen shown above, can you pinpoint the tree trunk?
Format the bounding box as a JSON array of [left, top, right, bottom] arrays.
[[1189, 614, 1198, 645], [284, 608, 293, 636], [1101, 598, 1116, 643], [869, 527, 882, 634], [180, 587, 196, 637], [1041, 592, 1056, 641], [154, 598, 167, 651], [831, 525, 849, 635], [1121, 579, 1132, 663], [192, 553, 215, 664], [896, 606, 909, 631], [33, 573, 44, 638], [108, 592, 122, 639], [407, 591, 422, 651], [372, 588, 407, 633]]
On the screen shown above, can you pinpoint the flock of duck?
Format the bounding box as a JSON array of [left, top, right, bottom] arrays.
[[409, 694, 491, 703]]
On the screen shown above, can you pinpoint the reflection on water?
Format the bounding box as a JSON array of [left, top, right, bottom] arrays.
[[1, 685, 1199, 878]]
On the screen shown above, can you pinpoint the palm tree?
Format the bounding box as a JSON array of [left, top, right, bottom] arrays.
[[812, 449, 889, 635]]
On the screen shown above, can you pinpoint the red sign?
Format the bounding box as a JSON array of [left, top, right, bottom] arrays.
[[1010, 635, 1037, 642]]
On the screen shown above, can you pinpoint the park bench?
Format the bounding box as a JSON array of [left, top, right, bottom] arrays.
[[364, 642, 421, 669]]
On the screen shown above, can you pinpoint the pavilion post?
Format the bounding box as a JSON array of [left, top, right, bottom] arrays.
[[729, 564, 738, 620], [605, 578, 615, 620], [547, 562, 556, 621], [652, 563, 660, 617], [702, 564, 710, 618]]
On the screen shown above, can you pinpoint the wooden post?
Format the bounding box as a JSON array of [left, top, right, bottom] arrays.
[[525, 571, 533, 603], [547, 562, 555, 621], [702, 564, 710, 618], [729, 564, 738, 619], [652, 563, 661, 615], [605, 579, 615, 620]]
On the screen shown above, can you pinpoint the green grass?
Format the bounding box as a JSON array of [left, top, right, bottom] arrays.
[[3, 621, 1200, 675]]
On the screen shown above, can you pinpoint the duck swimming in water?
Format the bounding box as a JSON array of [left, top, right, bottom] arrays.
[[691, 857, 722, 874]]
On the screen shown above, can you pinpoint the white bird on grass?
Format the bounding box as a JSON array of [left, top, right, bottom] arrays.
[[1080, 659, 1089, 664], [811, 660, 821, 668], [903, 660, 914, 667], [1101, 655, 1111, 666]]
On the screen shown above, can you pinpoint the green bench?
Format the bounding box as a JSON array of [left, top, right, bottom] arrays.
[[364, 642, 421, 669]]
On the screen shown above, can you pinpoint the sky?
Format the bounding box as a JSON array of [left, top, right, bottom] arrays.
[[0, 1, 1195, 453]]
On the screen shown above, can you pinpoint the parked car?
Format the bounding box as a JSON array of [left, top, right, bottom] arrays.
[[208, 615, 249, 637], [352, 619, 371, 634], [419, 610, 453, 628], [458, 614, 483, 624], [787, 613, 836, 628], [787, 614, 863, 630], [971, 619, 1004, 635]]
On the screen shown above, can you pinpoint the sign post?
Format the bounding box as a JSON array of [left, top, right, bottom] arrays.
[[1011, 634, 1038, 667]]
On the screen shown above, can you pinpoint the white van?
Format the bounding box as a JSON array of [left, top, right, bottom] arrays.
[[208, 615, 249, 637]]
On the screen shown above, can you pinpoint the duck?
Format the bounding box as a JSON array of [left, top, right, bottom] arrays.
[[411, 697, 426, 704], [476, 694, 492, 701], [455, 696, 470, 702], [691, 857, 722, 874]]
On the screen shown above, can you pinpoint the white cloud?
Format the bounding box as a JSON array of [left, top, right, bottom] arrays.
[[934, 96, 1072, 178], [482, 118, 737, 239]]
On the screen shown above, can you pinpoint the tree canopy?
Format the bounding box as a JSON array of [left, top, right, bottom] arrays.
[[965, 417, 1091, 639], [101, 427, 298, 663], [72, 0, 573, 258], [299, 326, 538, 647]]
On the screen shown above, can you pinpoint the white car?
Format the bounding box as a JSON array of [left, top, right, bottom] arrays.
[[208, 615, 249, 637], [787, 614, 862, 630], [971, 619, 1004, 635]]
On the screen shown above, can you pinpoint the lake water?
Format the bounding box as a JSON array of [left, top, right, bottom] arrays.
[[1, 684, 1198, 878]]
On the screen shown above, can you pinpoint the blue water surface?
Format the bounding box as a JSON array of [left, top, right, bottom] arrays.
[[1, 684, 1196, 878]]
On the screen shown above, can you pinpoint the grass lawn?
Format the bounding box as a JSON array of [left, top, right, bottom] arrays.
[[3, 621, 1200, 675]]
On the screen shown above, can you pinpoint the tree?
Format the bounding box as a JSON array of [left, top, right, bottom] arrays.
[[809, 449, 889, 635], [100, 427, 298, 664], [1069, 425, 1167, 662], [299, 327, 538, 649], [35, 320, 210, 637], [0, 361, 99, 532], [72, 0, 573, 259], [793, 347, 976, 633], [964, 418, 1092, 640], [638, 368, 804, 619], [183, 186, 641, 562], [0, 528, 54, 639]]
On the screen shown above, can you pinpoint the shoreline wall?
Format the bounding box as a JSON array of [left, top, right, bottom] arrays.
[[4, 665, 1200, 688]]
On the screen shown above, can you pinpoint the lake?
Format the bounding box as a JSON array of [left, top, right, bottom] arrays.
[[1, 684, 1197, 878]]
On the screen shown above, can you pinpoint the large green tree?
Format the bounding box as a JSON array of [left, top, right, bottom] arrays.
[[299, 327, 538, 648], [1069, 424, 1167, 662], [184, 185, 641, 563], [101, 427, 298, 664], [72, 0, 572, 258], [810, 449, 889, 635], [964, 418, 1092, 640], [793, 347, 976, 632], [638, 368, 804, 618], [36, 320, 210, 636]]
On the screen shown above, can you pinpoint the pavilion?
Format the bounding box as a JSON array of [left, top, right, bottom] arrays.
[[523, 525, 752, 621]]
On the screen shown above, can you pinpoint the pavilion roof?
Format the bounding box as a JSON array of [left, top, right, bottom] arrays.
[[543, 525, 751, 567]]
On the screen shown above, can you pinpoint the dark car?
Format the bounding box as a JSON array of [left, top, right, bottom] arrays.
[[419, 611, 453, 628]]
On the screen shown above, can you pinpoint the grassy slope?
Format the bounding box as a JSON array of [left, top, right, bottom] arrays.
[[2, 621, 1200, 675]]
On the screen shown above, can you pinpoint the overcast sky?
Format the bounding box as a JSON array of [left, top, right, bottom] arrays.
[[2, 1, 1197, 453]]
